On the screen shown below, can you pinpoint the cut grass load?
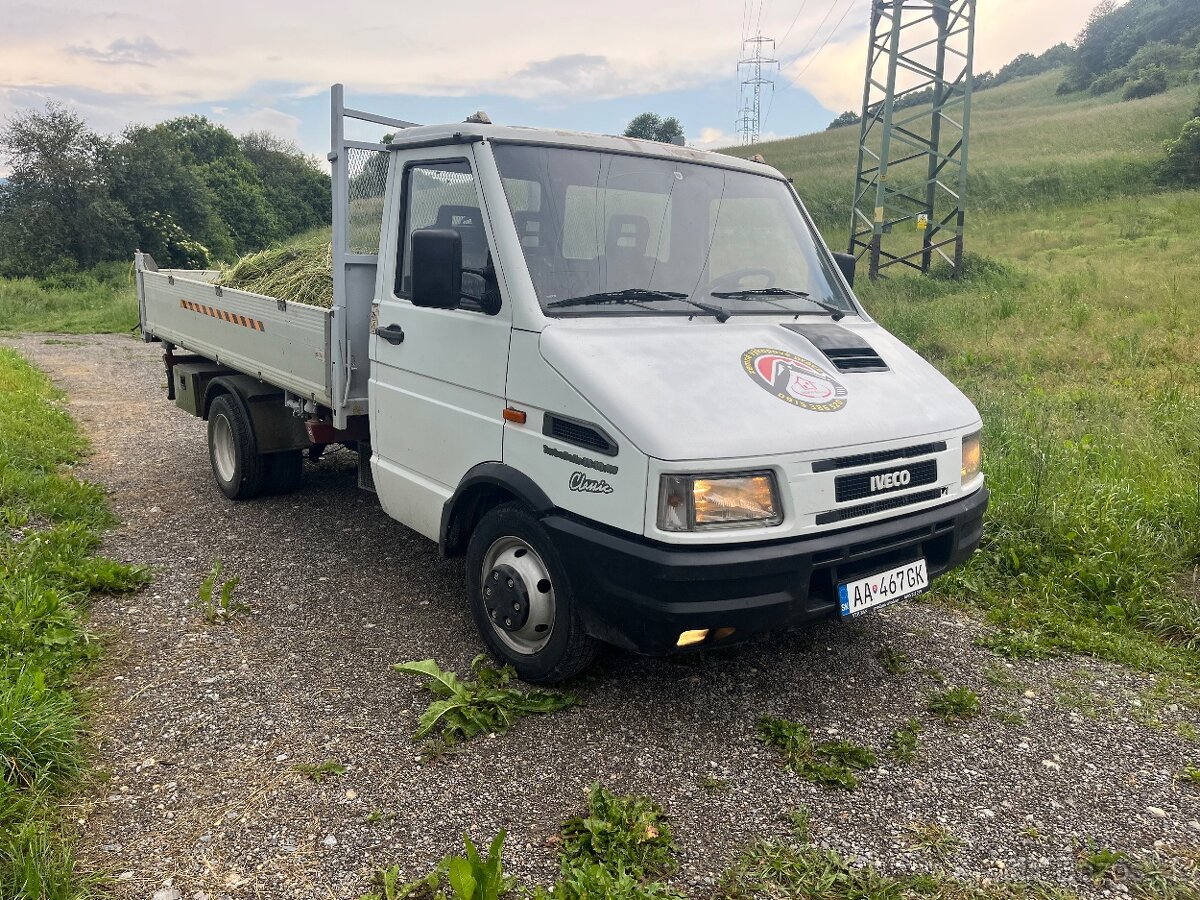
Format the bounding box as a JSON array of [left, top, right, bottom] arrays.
[[216, 242, 333, 308], [393, 656, 577, 751], [0, 348, 148, 896]]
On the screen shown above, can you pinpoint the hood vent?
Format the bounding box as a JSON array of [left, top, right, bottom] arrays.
[[543, 413, 619, 457], [783, 323, 889, 373]]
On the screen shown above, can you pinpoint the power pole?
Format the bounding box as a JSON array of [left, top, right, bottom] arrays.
[[737, 33, 778, 145], [848, 0, 976, 279]]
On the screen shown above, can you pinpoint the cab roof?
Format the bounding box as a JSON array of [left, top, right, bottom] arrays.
[[385, 123, 788, 181]]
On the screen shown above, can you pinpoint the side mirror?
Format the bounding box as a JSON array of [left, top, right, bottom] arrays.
[[832, 251, 857, 288], [411, 228, 462, 309]]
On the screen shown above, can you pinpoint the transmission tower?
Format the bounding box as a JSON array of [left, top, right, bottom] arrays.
[[848, 0, 976, 279], [737, 34, 778, 144]]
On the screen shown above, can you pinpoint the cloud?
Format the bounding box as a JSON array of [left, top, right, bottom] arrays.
[[211, 105, 302, 141], [67, 35, 186, 67]]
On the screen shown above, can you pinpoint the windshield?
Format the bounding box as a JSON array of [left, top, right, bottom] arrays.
[[492, 144, 855, 318]]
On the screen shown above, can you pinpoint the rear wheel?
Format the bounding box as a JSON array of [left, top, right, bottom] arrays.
[[207, 394, 263, 500], [466, 502, 599, 684]]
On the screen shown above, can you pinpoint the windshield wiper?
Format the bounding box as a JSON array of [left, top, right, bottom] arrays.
[[710, 287, 847, 321], [548, 288, 731, 322]]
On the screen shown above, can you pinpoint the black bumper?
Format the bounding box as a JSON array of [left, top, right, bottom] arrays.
[[542, 487, 988, 654]]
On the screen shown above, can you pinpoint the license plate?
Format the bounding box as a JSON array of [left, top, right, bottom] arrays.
[[838, 558, 928, 617]]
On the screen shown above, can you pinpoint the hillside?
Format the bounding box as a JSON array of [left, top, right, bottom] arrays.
[[724, 70, 1197, 237]]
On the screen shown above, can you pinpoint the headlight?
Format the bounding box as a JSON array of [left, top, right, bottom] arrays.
[[961, 430, 982, 485], [658, 472, 782, 532]]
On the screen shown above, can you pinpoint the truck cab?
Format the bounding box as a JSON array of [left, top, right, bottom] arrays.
[[369, 124, 986, 681], [138, 89, 987, 683]]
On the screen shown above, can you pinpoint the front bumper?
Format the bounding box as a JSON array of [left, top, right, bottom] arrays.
[[542, 486, 988, 654]]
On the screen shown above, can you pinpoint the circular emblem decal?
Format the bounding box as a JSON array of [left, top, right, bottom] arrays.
[[742, 347, 848, 412]]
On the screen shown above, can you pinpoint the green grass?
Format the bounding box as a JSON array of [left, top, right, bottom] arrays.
[[858, 193, 1200, 683], [0, 262, 138, 334], [0, 348, 148, 897]]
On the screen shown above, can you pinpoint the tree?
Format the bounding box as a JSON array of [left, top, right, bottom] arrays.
[[240, 132, 330, 237], [826, 110, 861, 130], [108, 124, 233, 266], [623, 113, 685, 144], [0, 103, 133, 276]]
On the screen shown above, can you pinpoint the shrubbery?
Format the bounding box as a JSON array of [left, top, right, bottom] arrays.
[[1160, 116, 1200, 184]]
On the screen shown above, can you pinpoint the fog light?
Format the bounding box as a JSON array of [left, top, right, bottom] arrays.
[[676, 629, 709, 647], [712, 627, 737, 641]]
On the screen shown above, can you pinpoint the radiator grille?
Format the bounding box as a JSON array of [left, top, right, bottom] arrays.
[[812, 441, 947, 473], [816, 488, 947, 525], [835, 459, 938, 503]]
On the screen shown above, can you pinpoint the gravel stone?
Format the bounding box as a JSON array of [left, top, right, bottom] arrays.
[[4, 333, 1199, 899]]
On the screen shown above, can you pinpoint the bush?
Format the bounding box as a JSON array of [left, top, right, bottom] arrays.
[[1089, 69, 1129, 95], [1160, 117, 1200, 184], [1123, 64, 1169, 99]]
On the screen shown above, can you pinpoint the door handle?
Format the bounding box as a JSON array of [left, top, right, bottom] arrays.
[[377, 324, 405, 345]]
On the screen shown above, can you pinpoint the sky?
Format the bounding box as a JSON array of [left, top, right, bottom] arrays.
[[0, 0, 1100, 175]]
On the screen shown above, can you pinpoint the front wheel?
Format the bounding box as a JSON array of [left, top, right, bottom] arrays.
[[465, 503, 599, 684]]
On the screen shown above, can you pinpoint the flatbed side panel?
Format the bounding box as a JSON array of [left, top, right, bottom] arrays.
[[140, 269, 332, 406]]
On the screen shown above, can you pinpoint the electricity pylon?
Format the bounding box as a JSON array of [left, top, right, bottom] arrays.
[[738, 34, 778, 145], [848, 0, 976, 279]]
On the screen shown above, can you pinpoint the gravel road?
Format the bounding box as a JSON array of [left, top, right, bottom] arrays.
[[4, 333, 1198, 900]]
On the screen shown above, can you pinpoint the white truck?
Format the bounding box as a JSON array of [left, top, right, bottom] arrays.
[[136, 86, 987, 683]]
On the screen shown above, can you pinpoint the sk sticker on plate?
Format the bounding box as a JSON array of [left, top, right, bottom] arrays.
[[742, 347, 848, 412]]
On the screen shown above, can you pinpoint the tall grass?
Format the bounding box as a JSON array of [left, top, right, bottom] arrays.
[[0, 262, 138, 335], [0, 349, 148, 897]]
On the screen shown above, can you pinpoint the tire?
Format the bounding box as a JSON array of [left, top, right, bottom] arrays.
[[465, 502, 599, 684], [264, 449, 304, 495], [207, 393, 264, 500]]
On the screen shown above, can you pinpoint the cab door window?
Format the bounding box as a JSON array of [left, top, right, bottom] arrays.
[[395, 159, 497, 312]]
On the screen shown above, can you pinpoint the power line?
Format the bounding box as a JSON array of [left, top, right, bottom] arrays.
[[785, 0, 864, 86], [775, 0, 810, 52], [761, 0, 840, 129]]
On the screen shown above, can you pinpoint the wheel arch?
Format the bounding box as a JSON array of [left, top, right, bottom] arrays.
[[202, 375, 308, 454], [440, 463, 554, 559]]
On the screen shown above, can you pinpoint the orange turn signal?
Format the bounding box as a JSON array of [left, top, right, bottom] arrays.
[[503, 407, 527, 424]]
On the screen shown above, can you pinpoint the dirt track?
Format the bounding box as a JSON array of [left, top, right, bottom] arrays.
[[5, 332, 1198, 899]]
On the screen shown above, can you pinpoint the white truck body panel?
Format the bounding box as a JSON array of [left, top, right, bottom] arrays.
[[138, 266, 333, 405]]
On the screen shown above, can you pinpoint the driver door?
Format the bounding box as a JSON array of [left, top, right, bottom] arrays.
[[370, 150, 511, 541]]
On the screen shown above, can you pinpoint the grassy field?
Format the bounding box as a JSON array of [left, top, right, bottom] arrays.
[[0, 263, 138, 335], [0, 349, 147, 897]]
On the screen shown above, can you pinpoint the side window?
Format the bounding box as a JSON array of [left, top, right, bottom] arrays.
[[395, 159, 496, 311]]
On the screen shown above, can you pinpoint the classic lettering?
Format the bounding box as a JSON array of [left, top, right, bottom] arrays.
[[568, 471, 614, 494]]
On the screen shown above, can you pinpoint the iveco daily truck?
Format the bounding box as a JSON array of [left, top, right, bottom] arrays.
[[136, 85, 988, 682]]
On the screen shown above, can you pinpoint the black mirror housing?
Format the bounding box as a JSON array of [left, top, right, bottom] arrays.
[[411, 229, 462, 309], [832, 251, 857, 288]]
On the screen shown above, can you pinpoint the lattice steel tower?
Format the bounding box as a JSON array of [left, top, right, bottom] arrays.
[[737, 34, 778, 145], [848, 0, 976, 279]]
